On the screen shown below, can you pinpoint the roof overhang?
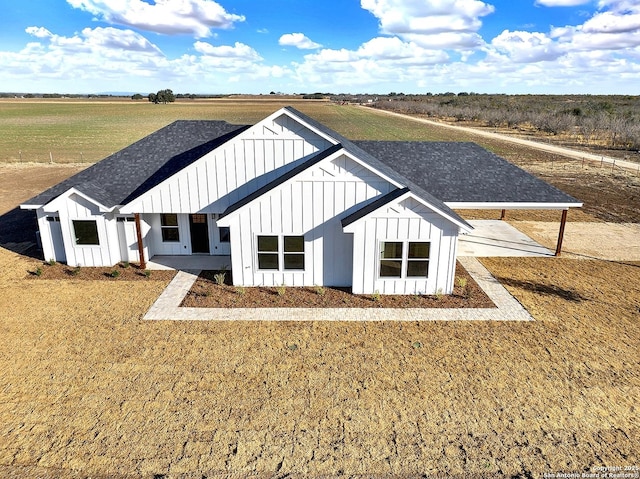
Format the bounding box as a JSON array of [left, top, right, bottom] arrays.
[[445, 201, 583, 210], [343, 189, 473, 234], [39, 187, 115, 214]]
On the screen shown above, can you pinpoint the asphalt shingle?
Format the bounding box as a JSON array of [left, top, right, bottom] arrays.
[[354, 141, 581, 205], [25, 120, 249, 208]]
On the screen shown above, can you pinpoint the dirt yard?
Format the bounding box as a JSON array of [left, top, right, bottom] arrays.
[[1, 158, 639, 478]]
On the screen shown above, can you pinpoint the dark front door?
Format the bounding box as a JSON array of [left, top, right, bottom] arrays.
[[189, 214, 210, 254]]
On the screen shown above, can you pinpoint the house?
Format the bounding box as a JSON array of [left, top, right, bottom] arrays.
[[21, 107, 581, 295]]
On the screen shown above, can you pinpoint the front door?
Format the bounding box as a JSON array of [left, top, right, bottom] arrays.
[[189, 214, 210, 254]]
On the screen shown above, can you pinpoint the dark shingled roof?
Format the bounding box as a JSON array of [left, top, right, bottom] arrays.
[[284, 108, 470, 228], [25, 120, 249, 208], [353, 141, 581, 205]]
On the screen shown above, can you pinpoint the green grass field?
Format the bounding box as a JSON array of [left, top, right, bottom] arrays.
[[0, 98, 473, 163]]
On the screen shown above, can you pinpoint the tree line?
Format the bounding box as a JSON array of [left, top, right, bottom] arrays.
[[369, 94, 640, 152]]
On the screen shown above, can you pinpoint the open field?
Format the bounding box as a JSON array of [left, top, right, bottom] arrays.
[[2, 99, 639, 223], [0, 100, 639, 477]]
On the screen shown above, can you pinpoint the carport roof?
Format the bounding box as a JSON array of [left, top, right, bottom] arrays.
[[353, 141, 582, 207]]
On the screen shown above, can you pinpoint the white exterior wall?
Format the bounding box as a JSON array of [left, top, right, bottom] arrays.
[[349, 197, 459, 295], [122, 113, 333, 215], [51, 193, 116, 267], [36, 209, 66, 263], [148, 213, 191, 255], [225, 154, 394, 287]]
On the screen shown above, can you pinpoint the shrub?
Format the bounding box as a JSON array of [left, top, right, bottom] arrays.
[[71, 266, 81, 276], [110, 269, 120, 278], [47, 259, 56, 266], [372, 290, 381, 302], [315, 285, 326, 296], [122, 261, 130, 269], [143, 270, 151, 278], [35, 267, 43, 277], [213, 272, 226, 285], [277, 283, 286, 296], [235, 286, 246, 295]]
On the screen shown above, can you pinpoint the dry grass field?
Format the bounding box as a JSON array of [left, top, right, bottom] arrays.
[[0, 101, 639, 478]]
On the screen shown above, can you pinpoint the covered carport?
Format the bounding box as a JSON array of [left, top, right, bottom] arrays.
[[354, 140, 583, 256]]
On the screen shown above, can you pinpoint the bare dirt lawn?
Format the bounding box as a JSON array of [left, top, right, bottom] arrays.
[[0, 114, 639, 478]]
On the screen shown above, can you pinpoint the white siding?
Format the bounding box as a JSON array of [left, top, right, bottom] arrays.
[[149, 213, 190, 255], [122, 112, 333, 215], [350, 197, 459, 295], [37, 210, 66, 263], [55, 193, 115, 267], [225, 154, 393, 287]]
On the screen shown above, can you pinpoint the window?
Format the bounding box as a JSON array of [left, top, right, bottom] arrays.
[[380, 242, 403, 277], [73, 220, 99, 245], [46, 216, 60, 222], [257, 235, 279, 270], [116, 216, 135, 222], [257, 235, 305, 271], [379, 241, 430, 278], [219, 227, 230, 243], [161, 214, 179, 242], [284, 236, 305, 270]]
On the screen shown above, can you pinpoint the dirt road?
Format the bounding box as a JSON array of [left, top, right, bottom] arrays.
[[367, 106, 640, 172]]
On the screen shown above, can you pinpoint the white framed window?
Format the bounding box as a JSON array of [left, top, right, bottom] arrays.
[[161, 214, 180, 242], [73, 220, 100, 245], [256, 235, 305, 271], [379, 241, 430, 278]]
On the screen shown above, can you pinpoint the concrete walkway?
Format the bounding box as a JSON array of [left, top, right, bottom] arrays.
[[143, 256, 532, 322]]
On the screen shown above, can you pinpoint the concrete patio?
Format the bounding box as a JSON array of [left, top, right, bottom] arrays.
[[458, 220, 554, 257]]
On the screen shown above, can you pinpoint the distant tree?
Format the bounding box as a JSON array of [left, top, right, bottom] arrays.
[[149, 89, 175, 104], [131, 93, 144, 100]]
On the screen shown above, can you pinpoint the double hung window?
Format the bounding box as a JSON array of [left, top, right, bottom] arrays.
[[379, 241, 430, 278], [257, 235, 305, 271], [161, 214, 179, 242]]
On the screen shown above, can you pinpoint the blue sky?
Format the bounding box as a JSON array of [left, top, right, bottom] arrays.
[[1, 0, 639, 94]]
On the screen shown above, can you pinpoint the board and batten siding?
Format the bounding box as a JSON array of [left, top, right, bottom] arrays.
[[348, 197, 459, 295], [48, 193, 118, 267], [122, 113, 333, 215], [223, 153, 394, 288]]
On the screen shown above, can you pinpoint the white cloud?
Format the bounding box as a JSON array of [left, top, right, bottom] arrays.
[[194, 41, 262, 60], [491, 30, 563, 62], [361, 0, 494, 49], [535, 0, 591, 6], [66, 0, 245, 38], [25, 27, 54, 39], [290, 37, 449, 89], [279, 33, 322, 50]]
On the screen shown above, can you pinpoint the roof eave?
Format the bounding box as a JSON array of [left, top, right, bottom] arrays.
[[446, 201, 583, 209]]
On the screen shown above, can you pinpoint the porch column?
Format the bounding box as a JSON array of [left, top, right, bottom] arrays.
[[555, 209, 568, 257], [134, 213, 147, 270]]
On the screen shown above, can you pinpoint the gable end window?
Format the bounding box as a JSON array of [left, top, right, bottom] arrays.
[[161, 214, 180, 242], [379, 241, 430, 278], [257, 235, 305, 271], [73, 220, 99, 245]]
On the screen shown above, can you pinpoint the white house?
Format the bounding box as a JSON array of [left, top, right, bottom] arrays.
[[21, 107, 581, 294]]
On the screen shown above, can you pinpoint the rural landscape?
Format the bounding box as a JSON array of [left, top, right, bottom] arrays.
[[1, 97, 639, 478]]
